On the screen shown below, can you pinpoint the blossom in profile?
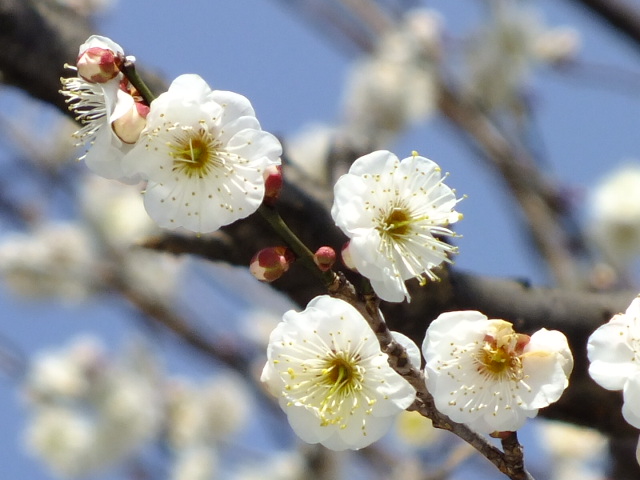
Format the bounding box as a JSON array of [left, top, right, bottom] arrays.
[[60, 36, 142, 181], [121, 74, 282, 233], [261, 295, 418, 450], [331, 150, 461, 302], [588, 296, 640, 428], [422, 311, 573, 434]]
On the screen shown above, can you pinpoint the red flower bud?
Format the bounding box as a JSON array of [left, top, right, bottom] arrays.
[[250, 246, 294, 282], [263, 165, 283, 206], [314, 246, 336, 272], [77, 47, 122, 83]]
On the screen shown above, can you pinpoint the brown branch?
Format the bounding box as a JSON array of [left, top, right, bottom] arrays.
[[570, 0, 640, 51], [327, 272, 535, 480]]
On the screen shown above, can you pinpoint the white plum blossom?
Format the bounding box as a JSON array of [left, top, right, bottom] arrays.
[[538, 420, 607, 480], [463, 2, 579, 111], [342, 9, 442, 146], [166, 373, 251, 449], [169, 444, 218, 480], [331, 150, 461, 302], [24, 405, 98, 478], [423, 311, 573, 434], [587, 163, 640, 271], [261, 295, 418, 450], [587, 296, 640, 428], [60, 36, 142, 182], [121, 74, 282, 233], [23, 337, 163, 478], [0, 223, 98, 301]]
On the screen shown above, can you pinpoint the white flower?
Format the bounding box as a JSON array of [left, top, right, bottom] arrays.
[[60, 35, 139, 183], [331, 150, 461, 302], [233, 452, 305, 480], [23, 338, 163, 477], [170, 444, 218, 480], [166, 373, 250, 448], [0, 223, 98, 301], [24, 405, 98, 478], [538, 420, 607, 480], [423, 311, 573, 433], [463, 2, 578, 111], [25, 336, 103, 402], [60, 36, 138, 182], [285, 123, 336, 185], [588, 163, 640, 269], [80, 175, 159, 249], [342, 9, 441, 146], [588, 296, 640, 428], [261, 295, 418, 451], [121, 74, 282, 233]]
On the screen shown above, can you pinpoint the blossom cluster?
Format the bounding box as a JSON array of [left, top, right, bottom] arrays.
[[61, 36, 282, 234], [262, 296, 573, 450], [59, 35, 578, 459], [23, 336, 252, 479]]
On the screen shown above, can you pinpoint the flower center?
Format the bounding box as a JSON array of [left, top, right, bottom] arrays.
[[170, 126, 221, 179], [478, 343, 516, 375], [475, 322, 528, 381], [382, 208, 412, 238], [313, 351, 365, 426]]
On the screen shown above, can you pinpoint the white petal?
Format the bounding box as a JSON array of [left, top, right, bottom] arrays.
[[588, 314, 638, 390], [391, 331, 422, 368], [348, 150, 398, 176], [622, 373, 640, 428], [79, 35, 124, 56]]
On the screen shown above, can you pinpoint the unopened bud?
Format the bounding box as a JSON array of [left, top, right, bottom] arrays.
[[112, 101, 149, 144], [314, 246, 336, 272], [263, 164, 283, 206], [77, 46, 122, 83], [250, 246, 294, 282], [340, 241, 357, 271]]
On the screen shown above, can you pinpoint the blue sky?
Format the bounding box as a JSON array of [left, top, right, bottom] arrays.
[[1, 0, 639, 478]]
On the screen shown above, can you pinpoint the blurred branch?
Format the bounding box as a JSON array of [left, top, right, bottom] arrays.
[[437, 85, 582, 287], [570, 0, 640, 51]]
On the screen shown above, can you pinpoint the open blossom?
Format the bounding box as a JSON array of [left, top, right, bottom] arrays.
[[121, 74, 282, 233], [60, 35, 141, 182], [423, 311, 573, 433], [331, 150, 461, 302], [588, 296, 640, 428], [261, 295, 418, 450]]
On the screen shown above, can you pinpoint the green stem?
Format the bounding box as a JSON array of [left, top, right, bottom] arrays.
[[258, 204, 335, 286], [120, 59, 157, 105]]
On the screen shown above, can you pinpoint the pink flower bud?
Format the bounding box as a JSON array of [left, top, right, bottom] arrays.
[[314, 246, 336, 272], [77, 46, 122, 83], [340, 241, 357, 271], [112, 101, 149, 144], [250, 246, 294, 282], [263, 164, 283, 206]]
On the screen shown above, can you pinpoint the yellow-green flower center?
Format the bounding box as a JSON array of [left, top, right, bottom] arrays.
[[316, 352, 364, 426], [169, 127, 221, 179], [475, 322, 528, 381], [382, 208, 412, 238]]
